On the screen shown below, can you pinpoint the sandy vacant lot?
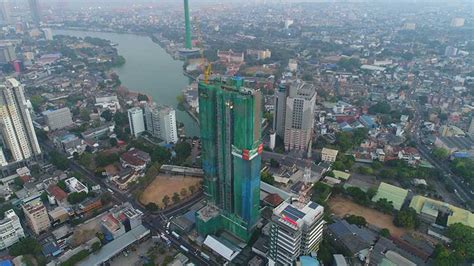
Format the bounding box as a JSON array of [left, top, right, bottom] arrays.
[[328, 195, 409, 238], [140, 174, 201, 208]]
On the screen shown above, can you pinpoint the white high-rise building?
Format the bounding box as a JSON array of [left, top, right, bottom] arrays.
[[274, 80, 316, 152], [0, 0, 11, 24], [42, 28, 53, 41], [269, 200, 325, 265], [0, 78, 41, 164], [0, 209, 25, 249], [144, 104, 178, 144], [127, 107, 145, 138], [450, 18, 465, 27]]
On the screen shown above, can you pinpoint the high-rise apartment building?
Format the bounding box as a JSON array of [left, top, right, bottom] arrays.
[[127, 107, 145, 138], [0, 43, 16, 64], [0, 209, 25, 249], [42, 107, 73, 130], [269, 200, 325, 265], [196, 78, 263, 242], [144, 104, 178, 144], [0, 78, 41, 164], [22, 200, 51, 235], [0, 0, 11, 24], [273, 80, 316, 152], [28, 0, 41, 25]]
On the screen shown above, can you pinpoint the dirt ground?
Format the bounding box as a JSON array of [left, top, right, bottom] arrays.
[[140, 174, 201, 208], [328, 195, 409, 238]]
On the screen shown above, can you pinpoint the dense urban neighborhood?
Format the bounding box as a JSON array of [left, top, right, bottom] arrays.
[[0, 0, 472, 266]]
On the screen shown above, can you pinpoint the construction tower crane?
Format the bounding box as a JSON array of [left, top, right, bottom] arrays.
[[194, 16, 212, 84]]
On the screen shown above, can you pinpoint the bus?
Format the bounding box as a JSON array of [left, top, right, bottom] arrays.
[[171, 231, 180, 239], [180, 245, 189, 253]]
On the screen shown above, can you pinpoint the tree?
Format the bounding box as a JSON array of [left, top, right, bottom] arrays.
[[172, 192, 180, 204], [145, 202, 159, 212], [95, 152, 119, 167], [13, 177, 24, 190], [162, 195, 170, 207], [30, 95, 46, 112], [432, 147, 449, 160], [57, 180, 67, 191], [346, 187, 370, 205], [109, 137, 118, 147], [358, 166, 374, 175], [180, 188, 188, 198], [375, 198, 394, 214], [174, 141, 192, 161], [394, 208, 419, 229], [49, 151, 69, 170], [40, 192, 48, 203], [380, 228, 391, 238], [368, 101, 391, 115], [100, 192, 112, 205], [91, 242, 102, 253], [137, 94, 148, 102], [311, 182, 332, 204], [152, 146, 171, 163], [346, 215, 367, 227], [261, 171, 275, 185], [67, 191, 88, 204], [444, 223, 474, 262], [114, 112, 128, 126], [80, 109, 91, 121], [78, 152, 93, 167], [189, 185, 196, 194], [367, 187, 377, 200], [269, 158, 280, 168], [101, 110, 113, 121], [9, 237, 42, 257]]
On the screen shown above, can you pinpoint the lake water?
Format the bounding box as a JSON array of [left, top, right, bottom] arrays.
[[53, 30, 199, 137]]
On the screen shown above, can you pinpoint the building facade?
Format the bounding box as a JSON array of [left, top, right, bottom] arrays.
[[0, 209, 25, 249], [321, 148, 339, 162], [0, 43, 15, 64], [28, 0, 41, 25], [196, 78, 262, 242], [269, 200, 325, 265], [127, 107, 145, 138], [22, 200, 51, 235], [42, 107, 73, 130], [0, 78, 41, 165], [274, 80, 316, 152], [144, 104, 178, 144]]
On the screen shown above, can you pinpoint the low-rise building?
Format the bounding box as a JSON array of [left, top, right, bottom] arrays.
[[321, 148, 339, 162], [65, 177, 89, 194]]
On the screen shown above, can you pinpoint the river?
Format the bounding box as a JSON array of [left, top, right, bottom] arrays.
[[53, 30, 200, 137]]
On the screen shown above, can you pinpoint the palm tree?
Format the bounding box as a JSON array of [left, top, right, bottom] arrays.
[[180, 188, 188, 198], [162, 195, 170, 207], [172, 192, 180, 204]]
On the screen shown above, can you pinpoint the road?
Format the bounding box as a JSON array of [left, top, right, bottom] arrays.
[[41, 142, 213, 265], [408, 91, 473, 209]]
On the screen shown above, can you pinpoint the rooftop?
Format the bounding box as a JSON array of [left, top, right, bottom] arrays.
[[78, 225, 150, 266], [273, 200, 324, 230], [372, 182, 408, 211]]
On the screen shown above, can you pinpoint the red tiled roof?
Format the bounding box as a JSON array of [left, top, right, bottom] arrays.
[[264, 193, 283, 207], [47, 185, 68, 201]]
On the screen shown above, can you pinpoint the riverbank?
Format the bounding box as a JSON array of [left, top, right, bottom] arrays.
[[54, 29, 200, 137]]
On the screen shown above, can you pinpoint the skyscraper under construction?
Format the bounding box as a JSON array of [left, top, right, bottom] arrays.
[[196, 77, 262, 242]]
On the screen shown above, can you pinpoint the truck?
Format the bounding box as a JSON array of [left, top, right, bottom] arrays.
[[180, 245, 189, 253], [171, 231, 180, 239]]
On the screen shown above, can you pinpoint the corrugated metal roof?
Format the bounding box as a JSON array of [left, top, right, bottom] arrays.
[[372, 182, 408, 210], [203, 235, 241, 261]]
